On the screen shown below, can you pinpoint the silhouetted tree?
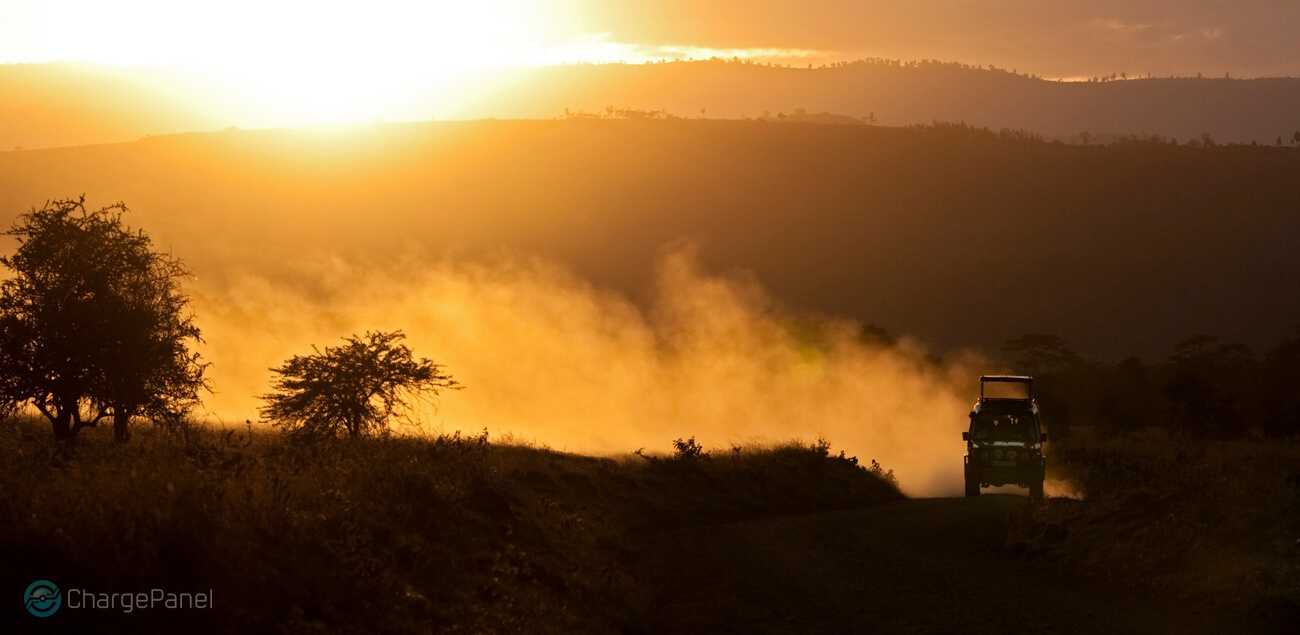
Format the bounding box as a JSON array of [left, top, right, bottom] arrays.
[[1260, 329, 1300, 438], [1096, 355, 1160, 431], [1001, 333, 1080, 376], [858, 322, 895, 348], [260, 331, 459, 438], [0, 197, 206, 440], [1163, 335, 1256, 438], [1000, 334, 1083, 438]]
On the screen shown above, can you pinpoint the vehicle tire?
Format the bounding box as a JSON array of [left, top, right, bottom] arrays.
[[965, 475, 981, 497], [1029, 478, 1044, 500]]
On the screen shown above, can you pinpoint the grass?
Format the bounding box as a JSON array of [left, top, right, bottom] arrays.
[[0, 417, 900, 633], [1009, 428, 1300, 628]]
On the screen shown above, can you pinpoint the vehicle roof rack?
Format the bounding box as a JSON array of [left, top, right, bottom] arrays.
[[979, 375, 1033, 399]]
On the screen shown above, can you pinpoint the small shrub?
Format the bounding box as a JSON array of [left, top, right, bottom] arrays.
[[671, 436, 708, 462], [869, 459, 898, 488], [810, 436, 832, 458]]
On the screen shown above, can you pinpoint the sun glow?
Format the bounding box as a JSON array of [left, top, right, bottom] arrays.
[[7, 1, 551, 122], [5, 0, 827, 125], [3, 0, 839, 124]]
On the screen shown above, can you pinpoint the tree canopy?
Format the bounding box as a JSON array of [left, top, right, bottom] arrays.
[[1001, 333, 1081, 376], [0, 197, 206, 440], [260, 330, 459, 438]]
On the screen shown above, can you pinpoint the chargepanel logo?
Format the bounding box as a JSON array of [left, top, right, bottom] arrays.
[[25, 580, 61, 617]]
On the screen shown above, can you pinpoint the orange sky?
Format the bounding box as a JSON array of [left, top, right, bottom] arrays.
[[568, 1, 1300, 77], [3, 0, 1298, 79]]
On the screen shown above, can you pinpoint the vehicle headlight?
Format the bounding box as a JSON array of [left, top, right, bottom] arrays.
[[1006, 450, 1017, 461], [980, 451, 989, 460]]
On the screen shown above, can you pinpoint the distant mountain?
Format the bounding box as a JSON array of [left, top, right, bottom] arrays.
[[4, 60, 1300, 151], [0, 63, 241, 151], [2, 119, 1297, 360], [444, 61, 1300, 145]]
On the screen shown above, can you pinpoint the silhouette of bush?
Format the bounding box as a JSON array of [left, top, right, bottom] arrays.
[[671, 436, 708, 461], [868, 458, 899, 489]]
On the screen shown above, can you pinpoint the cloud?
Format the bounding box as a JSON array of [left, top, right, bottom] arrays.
[[1086, 17, 1226, 49], [536, 33, 830, 65], [1090, 18, 1153, 34]]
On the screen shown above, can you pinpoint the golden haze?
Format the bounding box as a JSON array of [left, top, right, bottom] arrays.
[[193, 245, 983, 498]]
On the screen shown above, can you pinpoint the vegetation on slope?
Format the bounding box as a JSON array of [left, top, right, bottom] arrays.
[[0, 418, 899, 633], [999, 329, 1300, 440], [1009, 430, 1300, 630]]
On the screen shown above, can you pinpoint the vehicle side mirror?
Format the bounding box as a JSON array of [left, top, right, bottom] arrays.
[[1041, 432, 1049, 443], [962, 432, 970, 441]]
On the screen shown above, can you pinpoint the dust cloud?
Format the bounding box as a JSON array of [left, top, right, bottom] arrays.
[[192, 245, 983, 497], [1044, 478, 1085, 499]]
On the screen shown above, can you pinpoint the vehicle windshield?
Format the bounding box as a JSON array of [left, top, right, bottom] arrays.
[[971, 413, 1037, 442]]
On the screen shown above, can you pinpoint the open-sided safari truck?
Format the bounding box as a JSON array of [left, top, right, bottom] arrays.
[[962, 375, 1047, 498]]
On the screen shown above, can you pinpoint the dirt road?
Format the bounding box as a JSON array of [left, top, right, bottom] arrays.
[[649, 495, 1256, 634]]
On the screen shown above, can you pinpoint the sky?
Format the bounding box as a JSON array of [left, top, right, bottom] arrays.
[[2, 1, 1298, 124], [3, 0, 1298, 79], [574, 0, 1300, 78]]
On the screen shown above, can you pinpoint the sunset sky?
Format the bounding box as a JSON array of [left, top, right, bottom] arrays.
[[3, 1, 1299, 125], [3, 1, 1298, 78]]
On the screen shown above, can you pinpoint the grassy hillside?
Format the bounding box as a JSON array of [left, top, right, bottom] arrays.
[[1, 119, 1297, 360], [0, 418, 899, 633]]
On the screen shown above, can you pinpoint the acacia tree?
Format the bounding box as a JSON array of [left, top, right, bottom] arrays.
[[260, 330, 459, 438], [1000, 333, 1081, 376], [0, 197, 207, 441]]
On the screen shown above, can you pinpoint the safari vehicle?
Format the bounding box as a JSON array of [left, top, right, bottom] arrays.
[[963, 375, 1047, 498]]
